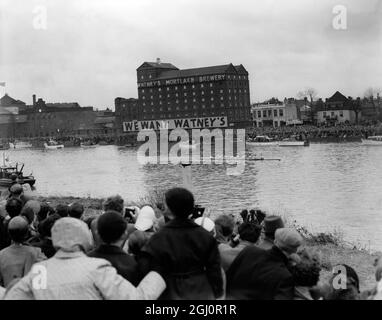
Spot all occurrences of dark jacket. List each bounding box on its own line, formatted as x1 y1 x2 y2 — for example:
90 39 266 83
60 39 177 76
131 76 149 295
87 244 140 286
226 245 294 300
139 218 223 300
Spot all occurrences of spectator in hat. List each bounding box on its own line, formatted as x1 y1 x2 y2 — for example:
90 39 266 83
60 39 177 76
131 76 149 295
4 217 166 300
219 222 262 272
69 202 84 220
8 184 33 206
88 211 140 286
194 216 216 236
55 204 69 218
134 206 156 234
0 216 46 287
258 215 284 250
226 228 303 300
214 214 235 244
139 187 223 300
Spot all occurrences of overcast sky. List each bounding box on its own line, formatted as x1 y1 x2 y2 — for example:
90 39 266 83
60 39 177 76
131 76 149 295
0 0 381 109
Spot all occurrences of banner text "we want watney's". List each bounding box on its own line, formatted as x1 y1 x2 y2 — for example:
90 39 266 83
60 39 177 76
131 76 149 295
123 116 228 132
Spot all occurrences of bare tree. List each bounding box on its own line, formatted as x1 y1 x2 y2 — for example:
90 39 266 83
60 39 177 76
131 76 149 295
297 88 318 123
297 87 318 104
364 87 382 99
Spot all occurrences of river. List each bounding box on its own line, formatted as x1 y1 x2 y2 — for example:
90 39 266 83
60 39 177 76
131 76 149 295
3 142 382 250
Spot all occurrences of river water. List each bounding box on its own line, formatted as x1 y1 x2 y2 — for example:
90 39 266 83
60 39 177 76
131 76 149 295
3 142 382 250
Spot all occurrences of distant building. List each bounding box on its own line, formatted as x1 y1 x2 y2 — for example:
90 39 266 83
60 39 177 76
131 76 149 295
316 91 360 125
0 94 28 138
132 59 252 129
251 97 301 127
114 97 138 134
360 95 381 122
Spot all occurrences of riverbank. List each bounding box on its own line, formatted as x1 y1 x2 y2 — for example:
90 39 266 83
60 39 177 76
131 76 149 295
36 194 381 291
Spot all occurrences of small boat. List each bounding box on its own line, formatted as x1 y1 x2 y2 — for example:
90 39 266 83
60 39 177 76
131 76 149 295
0 156 36 187
361 136 382 145
44 139 64 150
246 135 278 146
9 141 32 149
278 136 310 147
0 142 9 150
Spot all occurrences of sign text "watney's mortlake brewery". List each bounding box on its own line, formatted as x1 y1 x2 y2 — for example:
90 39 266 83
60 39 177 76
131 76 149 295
123 116 228 132
137 74 227 88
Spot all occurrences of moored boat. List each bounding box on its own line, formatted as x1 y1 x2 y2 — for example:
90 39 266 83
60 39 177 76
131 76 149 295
246 135 278 146
44 139 64 150
9 141 32 149
361 136 382 145
0 156 36 188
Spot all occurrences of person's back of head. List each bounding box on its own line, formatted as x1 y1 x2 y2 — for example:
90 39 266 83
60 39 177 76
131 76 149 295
55 204 69 218
97 210 127 245
165 187 194 219
238 222 262 243
69 202 84 219
103 195 124 214
37 202 54 222
290 248 321 287
326 264 360 300
20 206 35 225
214 215 235 241
8 216 29 244
5 198 23 218
274 228 303 256
9 184 23 198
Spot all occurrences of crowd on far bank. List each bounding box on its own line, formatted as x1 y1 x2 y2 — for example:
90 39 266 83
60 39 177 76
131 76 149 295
0 184 381 300
248 122 382 141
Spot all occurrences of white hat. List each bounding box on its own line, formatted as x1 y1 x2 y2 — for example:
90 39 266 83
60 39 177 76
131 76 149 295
135 206 156 232
194 217 215 233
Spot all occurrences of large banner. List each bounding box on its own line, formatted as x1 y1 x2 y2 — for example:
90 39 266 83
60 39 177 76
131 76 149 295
123 116 228 132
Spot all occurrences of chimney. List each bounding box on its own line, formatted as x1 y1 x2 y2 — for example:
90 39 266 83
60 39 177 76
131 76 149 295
32 94 36 106
156 58 161 64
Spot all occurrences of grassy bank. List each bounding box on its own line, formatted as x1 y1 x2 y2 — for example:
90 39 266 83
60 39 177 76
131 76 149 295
37 194 380 291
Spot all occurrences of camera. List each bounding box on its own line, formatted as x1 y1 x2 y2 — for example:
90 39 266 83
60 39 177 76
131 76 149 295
123 207 135 223
190 205 205 220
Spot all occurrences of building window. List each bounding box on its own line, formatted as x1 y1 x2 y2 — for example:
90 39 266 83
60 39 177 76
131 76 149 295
159 95 162 98
151 102 154 106
141 89 145 93
158 88 161 92
263 110 267 117
211 90 214 94
193 98 196 102
340 111 344 117
176 100 179 103
143 102 146 106
167 87 170 91
183 85 187 89
201 91 204 95
150 96 153 99
149 74 152 79
192 85 195 89
167 94 170 98
175 86 178 90
258 111 261 118
175 93 178 97
279 109 284 117
274 109 278 117
220 90 223 94
211 97 214 101
202 98 205 102
201 84 204 88
220 97 224 101
184 99 187 103
184 93 187 96
142 96 145 100
220 103 224 107
193 92 196 96
202 105 206 109
323 112 326 117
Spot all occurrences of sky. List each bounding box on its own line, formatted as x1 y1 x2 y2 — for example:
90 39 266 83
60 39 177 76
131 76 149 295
0 0 381 109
